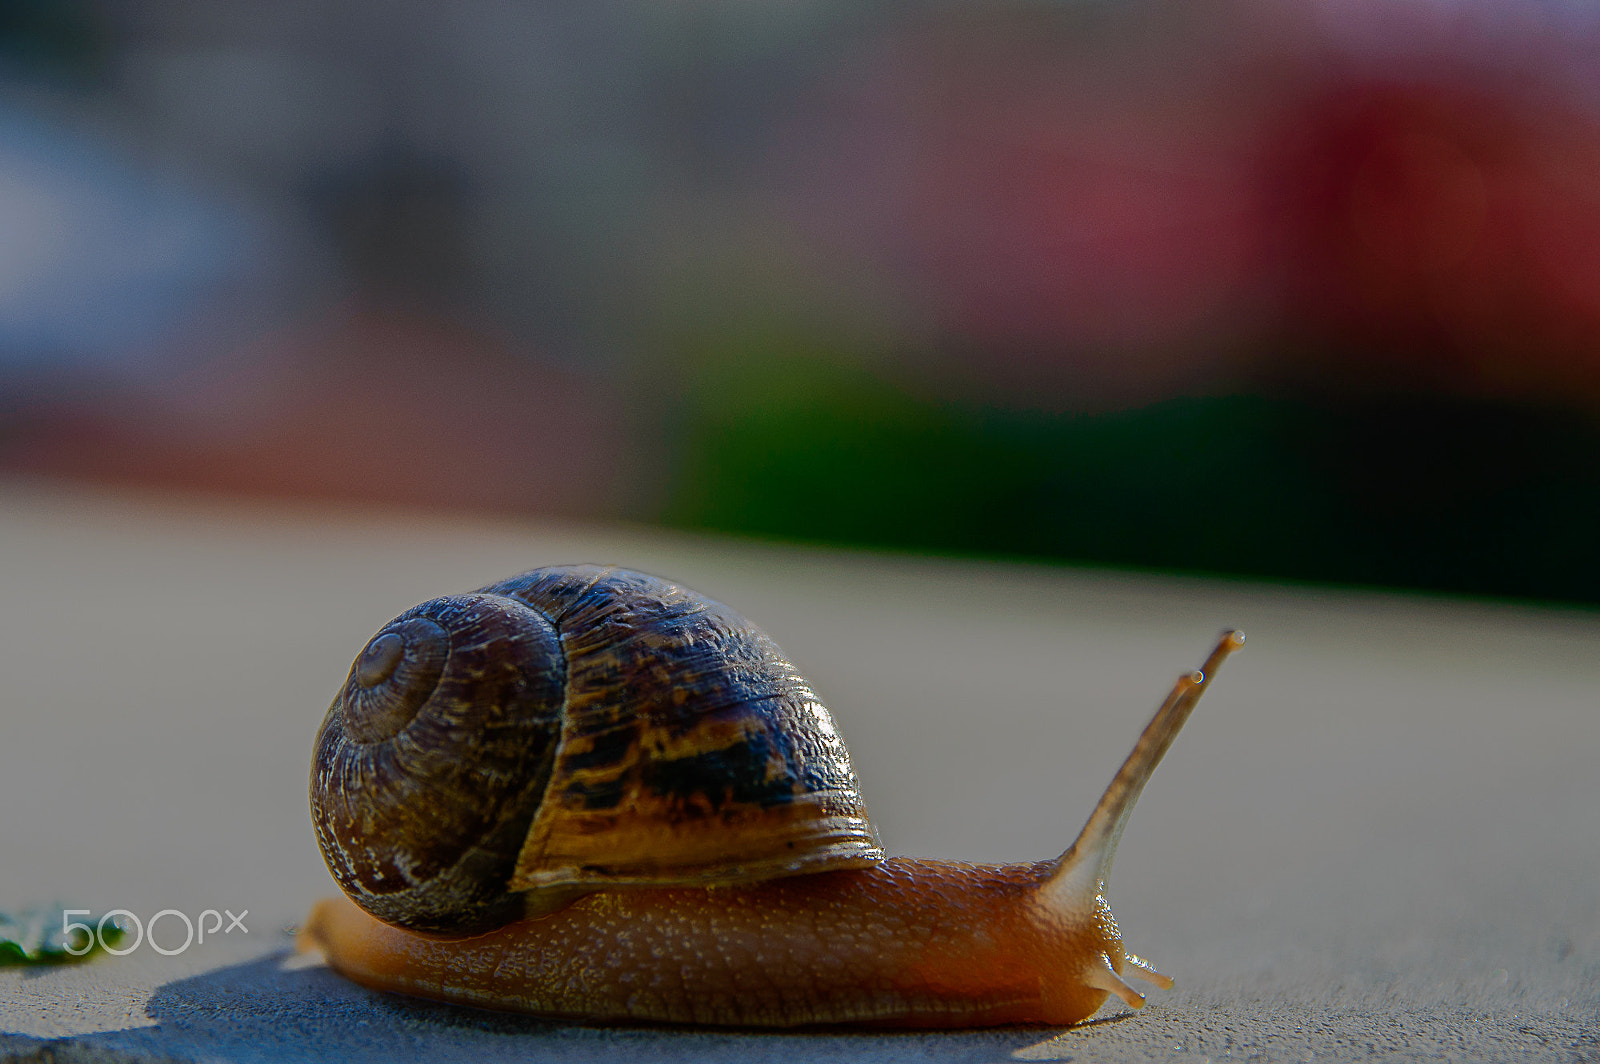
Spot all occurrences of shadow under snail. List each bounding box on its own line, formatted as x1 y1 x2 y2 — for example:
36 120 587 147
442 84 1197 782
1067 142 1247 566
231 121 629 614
300 564 1243 1028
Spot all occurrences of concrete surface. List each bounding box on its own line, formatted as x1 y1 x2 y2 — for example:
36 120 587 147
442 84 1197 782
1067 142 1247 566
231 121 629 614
1 480 1597 1062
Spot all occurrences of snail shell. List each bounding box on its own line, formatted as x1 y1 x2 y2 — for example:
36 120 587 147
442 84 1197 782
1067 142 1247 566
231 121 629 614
310 565 883 935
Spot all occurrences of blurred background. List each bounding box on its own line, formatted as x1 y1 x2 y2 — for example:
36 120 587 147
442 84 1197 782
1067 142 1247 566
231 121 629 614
5 0 1600 604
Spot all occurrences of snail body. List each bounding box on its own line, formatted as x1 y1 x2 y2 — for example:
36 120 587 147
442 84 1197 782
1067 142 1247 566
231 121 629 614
304 565 1243 1028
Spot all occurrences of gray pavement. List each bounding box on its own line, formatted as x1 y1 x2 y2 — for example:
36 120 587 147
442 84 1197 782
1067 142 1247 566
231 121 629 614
2 481 1597 1061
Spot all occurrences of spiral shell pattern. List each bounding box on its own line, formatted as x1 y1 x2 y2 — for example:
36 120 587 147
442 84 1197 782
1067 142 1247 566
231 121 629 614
311 594 566 934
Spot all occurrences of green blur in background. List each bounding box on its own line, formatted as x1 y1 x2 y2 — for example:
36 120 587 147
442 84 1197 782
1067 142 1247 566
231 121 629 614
666 345 1600 604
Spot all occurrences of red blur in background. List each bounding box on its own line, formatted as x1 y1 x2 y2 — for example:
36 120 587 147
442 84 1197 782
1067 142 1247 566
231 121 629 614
780 3 1600 406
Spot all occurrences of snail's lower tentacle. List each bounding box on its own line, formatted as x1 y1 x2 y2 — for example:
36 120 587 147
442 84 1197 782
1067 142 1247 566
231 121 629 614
1123 952 1175 989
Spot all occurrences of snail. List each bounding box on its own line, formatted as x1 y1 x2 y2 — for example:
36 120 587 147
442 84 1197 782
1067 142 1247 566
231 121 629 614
300 564 1243 1028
